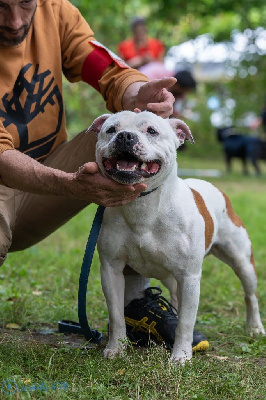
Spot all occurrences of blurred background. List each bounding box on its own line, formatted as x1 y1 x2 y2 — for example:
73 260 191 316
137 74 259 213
64 0 266 164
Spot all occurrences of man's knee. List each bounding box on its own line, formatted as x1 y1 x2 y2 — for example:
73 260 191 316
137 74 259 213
0 233 11 266
0 204 13 265
0 253 7 266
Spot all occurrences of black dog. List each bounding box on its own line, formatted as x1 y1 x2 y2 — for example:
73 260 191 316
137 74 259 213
217 127 266 175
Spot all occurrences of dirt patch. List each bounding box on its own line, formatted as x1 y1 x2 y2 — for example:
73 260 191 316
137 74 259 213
1 325 108 349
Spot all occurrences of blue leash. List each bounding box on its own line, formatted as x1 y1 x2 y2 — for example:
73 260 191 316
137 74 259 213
78 205 105 342
58 205 105 343
58 187 158 341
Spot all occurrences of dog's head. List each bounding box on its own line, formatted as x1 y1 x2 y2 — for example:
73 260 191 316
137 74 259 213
88 111 194 185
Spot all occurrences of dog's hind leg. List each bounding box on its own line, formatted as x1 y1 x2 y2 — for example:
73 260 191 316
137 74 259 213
247 138 261 175
241 157 248 175
211 237 265 336
210 191 265 335
161 275 178 309
225 154 232 173
248 153 261 175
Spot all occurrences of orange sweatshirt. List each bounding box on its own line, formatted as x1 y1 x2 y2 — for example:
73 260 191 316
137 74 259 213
0 0 148 161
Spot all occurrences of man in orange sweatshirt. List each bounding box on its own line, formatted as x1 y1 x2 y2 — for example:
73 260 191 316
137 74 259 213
0 0 208 351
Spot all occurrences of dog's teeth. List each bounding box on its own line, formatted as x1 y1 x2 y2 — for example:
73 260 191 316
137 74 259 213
141 162 147 170
117 163 136 171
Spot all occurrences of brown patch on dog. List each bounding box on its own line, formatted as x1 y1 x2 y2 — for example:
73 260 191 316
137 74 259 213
221 191 257 277
221 191 245 228
190 189 214 250
250 249 257 278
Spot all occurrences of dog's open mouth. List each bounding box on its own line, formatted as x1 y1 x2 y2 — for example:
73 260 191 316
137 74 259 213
103 152 161 183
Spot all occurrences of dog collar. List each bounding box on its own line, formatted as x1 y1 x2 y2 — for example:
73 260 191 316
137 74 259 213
139 186 159 197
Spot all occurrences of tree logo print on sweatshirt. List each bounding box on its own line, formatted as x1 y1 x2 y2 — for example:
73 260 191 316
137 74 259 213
0 63 63 161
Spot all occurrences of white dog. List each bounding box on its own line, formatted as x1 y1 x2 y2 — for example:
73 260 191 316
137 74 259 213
88 110 265 363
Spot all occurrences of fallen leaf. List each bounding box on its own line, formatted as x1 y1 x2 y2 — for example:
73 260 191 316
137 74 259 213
116 369 126 375
212 355 229 360
6 323 21 330
20 378 31 384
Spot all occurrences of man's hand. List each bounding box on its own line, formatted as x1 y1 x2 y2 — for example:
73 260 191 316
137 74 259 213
122 77 176 118
0 150 147 207
73 162 147 207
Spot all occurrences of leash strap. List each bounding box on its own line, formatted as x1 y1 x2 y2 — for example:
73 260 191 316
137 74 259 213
78 205 105 342
58 205 105 343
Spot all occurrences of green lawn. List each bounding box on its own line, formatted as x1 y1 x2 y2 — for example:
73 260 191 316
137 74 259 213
0 153 265 399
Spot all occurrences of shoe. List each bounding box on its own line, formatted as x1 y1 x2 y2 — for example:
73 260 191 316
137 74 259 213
124 286 209 352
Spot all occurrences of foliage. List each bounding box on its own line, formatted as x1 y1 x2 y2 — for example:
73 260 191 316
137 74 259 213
71 0 266 48
63 0 266 143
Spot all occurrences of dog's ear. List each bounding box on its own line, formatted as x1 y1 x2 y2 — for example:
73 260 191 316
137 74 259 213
87 114 111 134
169 119 194 145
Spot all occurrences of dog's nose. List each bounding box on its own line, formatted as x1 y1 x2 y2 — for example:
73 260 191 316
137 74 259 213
115 131 139 151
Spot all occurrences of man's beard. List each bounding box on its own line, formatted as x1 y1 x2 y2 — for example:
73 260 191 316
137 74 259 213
0 6 36 47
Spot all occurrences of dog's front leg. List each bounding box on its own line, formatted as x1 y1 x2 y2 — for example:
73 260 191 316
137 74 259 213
101 261 127 358
170 273 201 364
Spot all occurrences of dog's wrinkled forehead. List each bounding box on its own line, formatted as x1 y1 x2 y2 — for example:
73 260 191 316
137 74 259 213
102 111 165 134
90 110 194 148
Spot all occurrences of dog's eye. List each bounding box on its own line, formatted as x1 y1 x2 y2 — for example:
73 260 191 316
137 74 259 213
106 126 116 134
147 127 158 136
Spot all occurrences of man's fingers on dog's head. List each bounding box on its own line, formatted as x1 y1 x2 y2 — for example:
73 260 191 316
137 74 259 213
147 101 173 117
147 77 177 91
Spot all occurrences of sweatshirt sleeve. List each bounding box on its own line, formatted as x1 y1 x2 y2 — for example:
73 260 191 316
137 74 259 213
58 0 149 112
0 121 15 153
0 121 15 185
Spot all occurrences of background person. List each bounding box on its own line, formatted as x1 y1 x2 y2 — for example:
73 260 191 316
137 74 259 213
169 70 197 118
118 16 165 69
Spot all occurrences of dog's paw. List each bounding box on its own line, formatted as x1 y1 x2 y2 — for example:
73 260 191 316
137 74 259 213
170 349 192 364
103 346 125 359
246 325 265 337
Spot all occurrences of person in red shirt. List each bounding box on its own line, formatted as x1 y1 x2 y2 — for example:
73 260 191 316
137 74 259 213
118 17 165 69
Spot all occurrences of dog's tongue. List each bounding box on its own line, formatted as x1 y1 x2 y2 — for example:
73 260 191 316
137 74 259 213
146 161 159 174
117 160 138 171
140 161 159 174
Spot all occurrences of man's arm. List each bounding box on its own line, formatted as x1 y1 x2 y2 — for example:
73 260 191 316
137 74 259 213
0 76 175 206
0 150 146 207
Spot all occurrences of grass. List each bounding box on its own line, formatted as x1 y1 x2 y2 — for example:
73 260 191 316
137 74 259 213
0 152 265 399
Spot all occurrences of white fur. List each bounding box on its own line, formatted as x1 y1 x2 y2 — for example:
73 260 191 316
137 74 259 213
91 111 265 363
